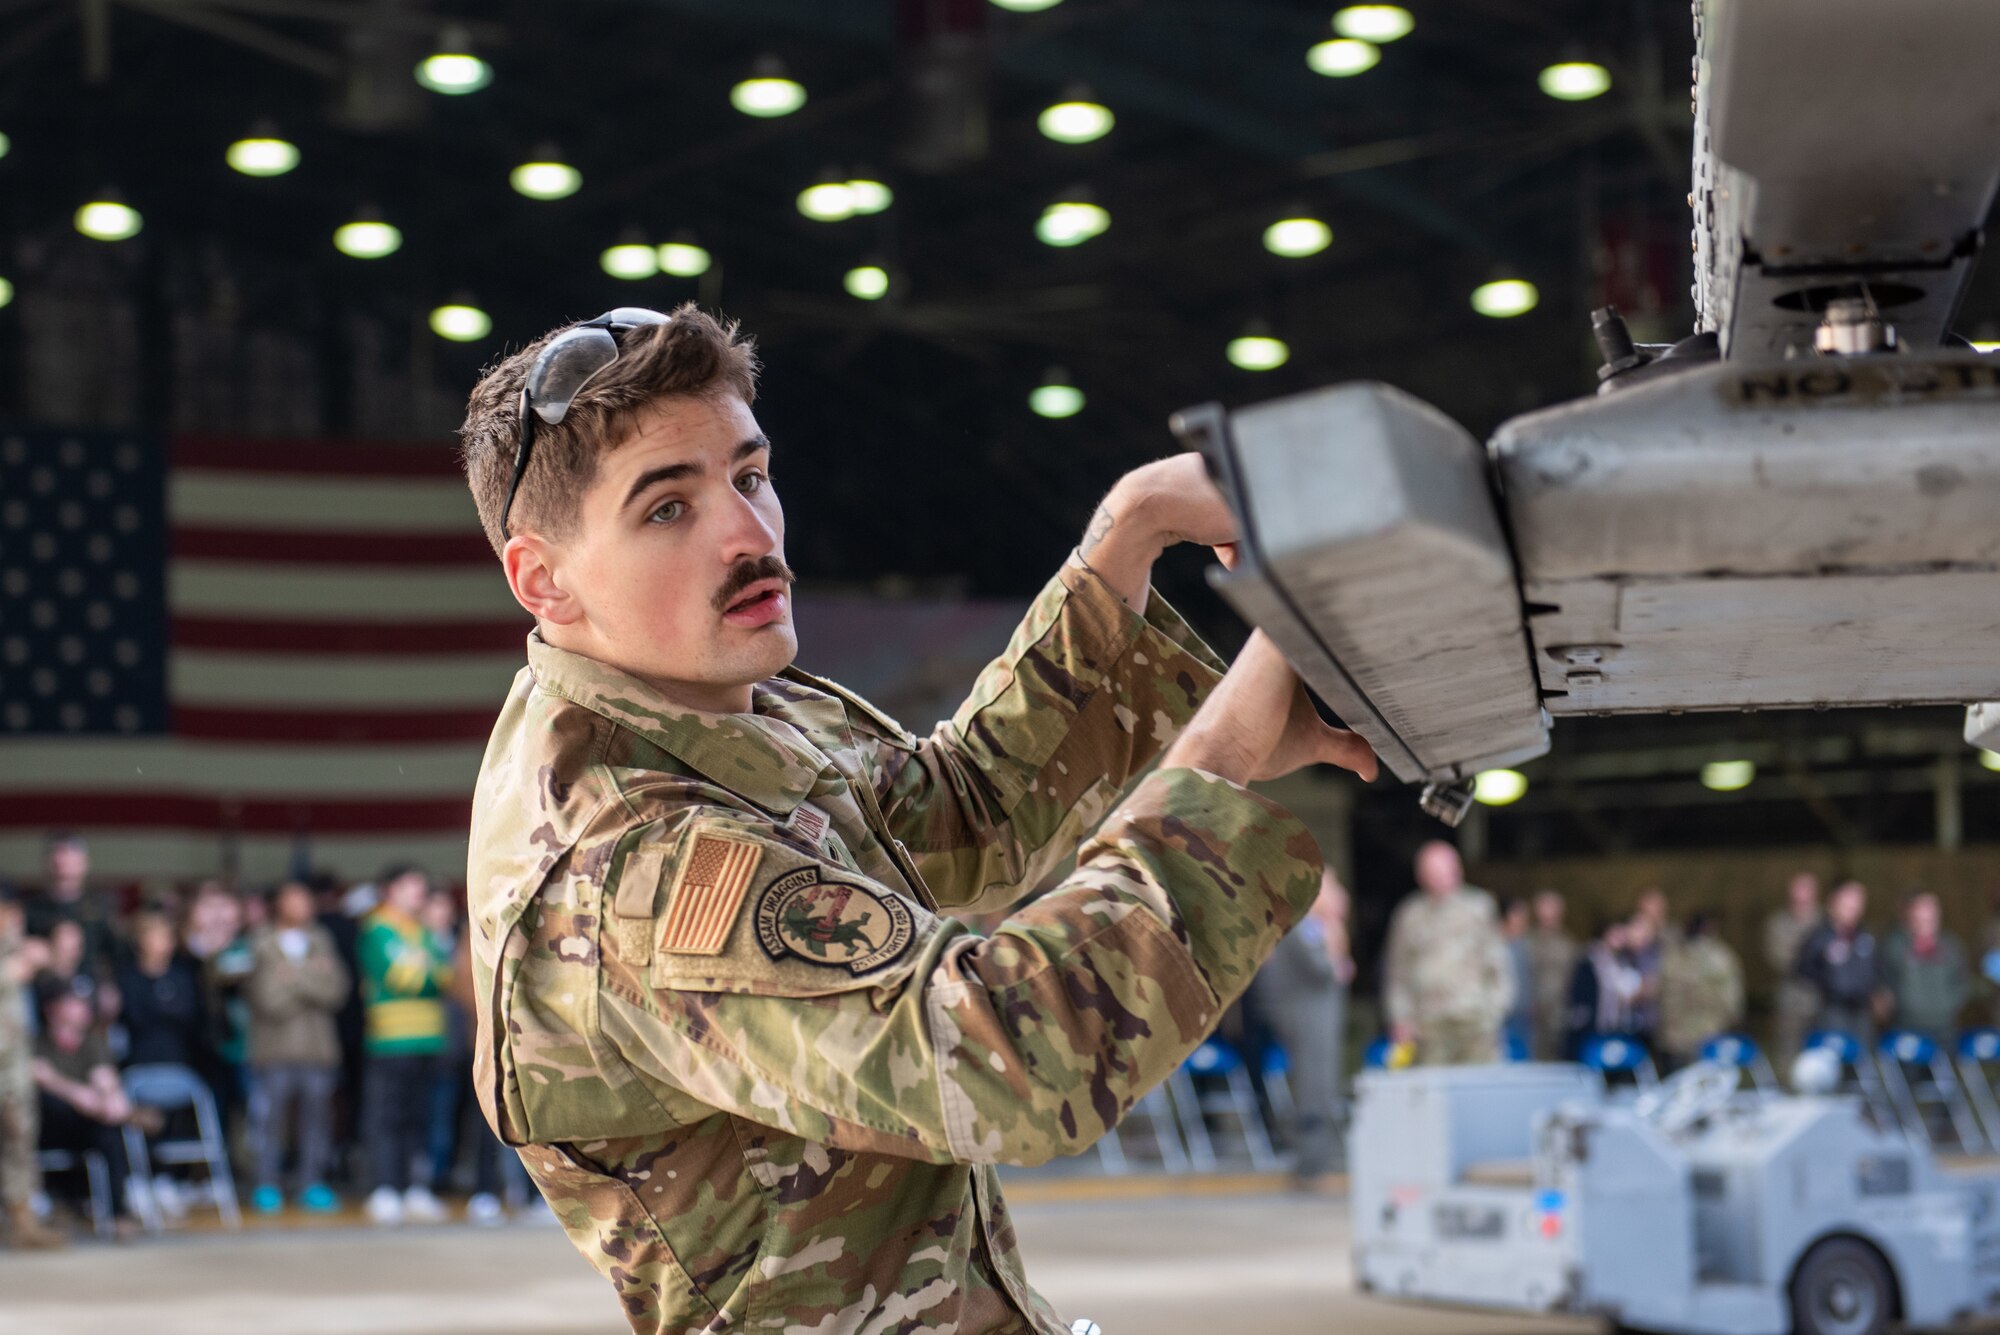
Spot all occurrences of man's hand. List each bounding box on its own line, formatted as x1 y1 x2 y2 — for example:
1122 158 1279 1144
1160 631 1378 786
1079 453 1238 610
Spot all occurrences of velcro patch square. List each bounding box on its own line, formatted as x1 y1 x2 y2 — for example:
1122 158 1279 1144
658 834 763 956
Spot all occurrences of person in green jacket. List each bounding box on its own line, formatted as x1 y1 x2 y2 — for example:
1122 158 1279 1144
357 866 452 1226
1883 890 1969 1046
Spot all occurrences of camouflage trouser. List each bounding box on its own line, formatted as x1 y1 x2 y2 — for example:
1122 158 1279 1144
1418 1017 1500 1066
1772 981 1821 1081
0 1058 36 1210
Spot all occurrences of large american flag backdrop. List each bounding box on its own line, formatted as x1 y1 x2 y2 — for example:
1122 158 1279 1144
0 429 526 884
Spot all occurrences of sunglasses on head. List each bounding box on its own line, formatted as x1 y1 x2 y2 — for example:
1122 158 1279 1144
499 307 673 538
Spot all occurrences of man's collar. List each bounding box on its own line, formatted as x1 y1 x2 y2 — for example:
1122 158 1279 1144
526 633 825 815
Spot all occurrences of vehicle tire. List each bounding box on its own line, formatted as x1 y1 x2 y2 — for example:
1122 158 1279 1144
1790 1238 1894 1335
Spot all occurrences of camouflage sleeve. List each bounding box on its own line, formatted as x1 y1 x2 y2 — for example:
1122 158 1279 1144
1382 901 1416 1028
593 766 1322 1166
871 554 1227 915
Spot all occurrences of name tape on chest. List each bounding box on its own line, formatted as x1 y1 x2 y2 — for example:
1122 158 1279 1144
658 834 765 956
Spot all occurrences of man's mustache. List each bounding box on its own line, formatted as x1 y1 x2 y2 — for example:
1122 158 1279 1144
713 556 796 612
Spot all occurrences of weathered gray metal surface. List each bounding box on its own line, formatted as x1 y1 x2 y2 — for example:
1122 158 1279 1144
1694 0 2000 356
1187 384 1548 785
1494 354 2000 715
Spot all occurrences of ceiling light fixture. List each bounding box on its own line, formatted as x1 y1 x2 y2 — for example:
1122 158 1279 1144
1264 216 1332 258
1539 61 1612 101
75 193 142 242
226 124 299 177
1038 88 1114 145
1227 322 1290 371
1474 769 1529 805
846 176 893 215
1700 760 1756 792
1980 749 2000 772
0 131 10 160
988 0 1063 10
844 265 890 300
0 276 12 309
429 302 492 342
1333 5 1413 42
510 149 582 200
1029 368 1084 418
731 55 807 118
1471 277 1539 318
416 27 492 95
1036 196 1110 247
658 237 712 277
333 210 401 259
1307 38 1380 77
798 172 857 222
601 231 660 279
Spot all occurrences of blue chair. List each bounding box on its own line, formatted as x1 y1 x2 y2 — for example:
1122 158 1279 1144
1699 1032 1779 1091
121 1063 241 1229
1801 1029 1897 1124
1876 1030 1986 1151
1363 1037 1396 1070
1259 1042 1296 1132
1095 1085 1188 1176
1579 1034 1657 1088
1502 1029 1532 1063
1169 1040 1278 1171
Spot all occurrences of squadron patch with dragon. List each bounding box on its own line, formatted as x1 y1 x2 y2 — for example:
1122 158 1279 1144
754 867 914 974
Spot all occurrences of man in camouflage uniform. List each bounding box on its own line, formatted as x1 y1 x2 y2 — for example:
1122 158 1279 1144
1657 911 1746 1068
1525 890 1579 1060
0 885 65 1249
456 305 1376 1333
1383 841 1514 1065
1764 871 1822 1079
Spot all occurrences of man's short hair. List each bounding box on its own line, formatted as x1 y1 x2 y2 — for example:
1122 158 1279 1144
459 302 761 557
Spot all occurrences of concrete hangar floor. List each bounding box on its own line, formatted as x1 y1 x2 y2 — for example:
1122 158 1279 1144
0 1180 1594 1335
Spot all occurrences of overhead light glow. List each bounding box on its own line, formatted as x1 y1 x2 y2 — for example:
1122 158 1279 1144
415 50 492 95
1472 278 1539 318
1474 769 1529 806
989 0 1063 10
1029 373 1084 419
847 178 893 215
601 244 660 280
1035 200 1110 247
1972 341 2000 353
844 265 890 300
798 181 856 222
1227 333 1290 371
226 136 299 177
1333 5 1413 42
429 304 491 342
658 242 712 277
1039 99 1114 145
511 160 582 200
1307 39 1380 77
1980 749 2000 772
0 131 9 160
75 199 142 242
333 219 401 259
1539 61 1612 101
1700 760 1756 792
731 75 806 118
1264 217 1332 258
0 276 12 309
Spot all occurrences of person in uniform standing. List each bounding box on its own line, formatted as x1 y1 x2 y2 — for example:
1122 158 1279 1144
1657 912 1746 1069
1526 890 1579 1060
1248 868 1354 1185
454 305 1377 1334
1765 871 1823 1078
0 885 64 1249
1383 841 1514 1065
1796 879 1881 1044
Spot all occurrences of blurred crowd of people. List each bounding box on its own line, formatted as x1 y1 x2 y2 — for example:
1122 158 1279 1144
0 833 539 1249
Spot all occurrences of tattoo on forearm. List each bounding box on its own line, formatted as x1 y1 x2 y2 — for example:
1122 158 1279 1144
1081 503 1114 556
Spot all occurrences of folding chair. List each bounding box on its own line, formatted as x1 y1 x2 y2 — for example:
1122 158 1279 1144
1955 1028 2000 1147
35 1148 115 1239
1260 1042 1296 1134
1168 1039 1278 1171
1801 1030 1897 1126
1502 1029 1532 1062
1699 1032 1779 1092
1579 1034 1658 1090
1875 1030 1987 1152
1094 1086 1188 1175
121 1063 241 1228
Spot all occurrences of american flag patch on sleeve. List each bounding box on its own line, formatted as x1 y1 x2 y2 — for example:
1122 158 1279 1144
658 834 765 956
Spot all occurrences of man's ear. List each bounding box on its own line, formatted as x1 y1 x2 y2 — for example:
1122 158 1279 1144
503 533 581 625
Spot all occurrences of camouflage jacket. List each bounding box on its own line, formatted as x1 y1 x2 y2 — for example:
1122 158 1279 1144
1382 886 1514 1030
1657 936 1746 1056
467 556 1325 1335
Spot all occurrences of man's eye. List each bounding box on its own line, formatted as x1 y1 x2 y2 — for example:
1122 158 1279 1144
736 470 766 495
648 499 685 524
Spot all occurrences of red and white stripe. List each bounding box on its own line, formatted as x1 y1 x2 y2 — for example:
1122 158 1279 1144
0 438 527 884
